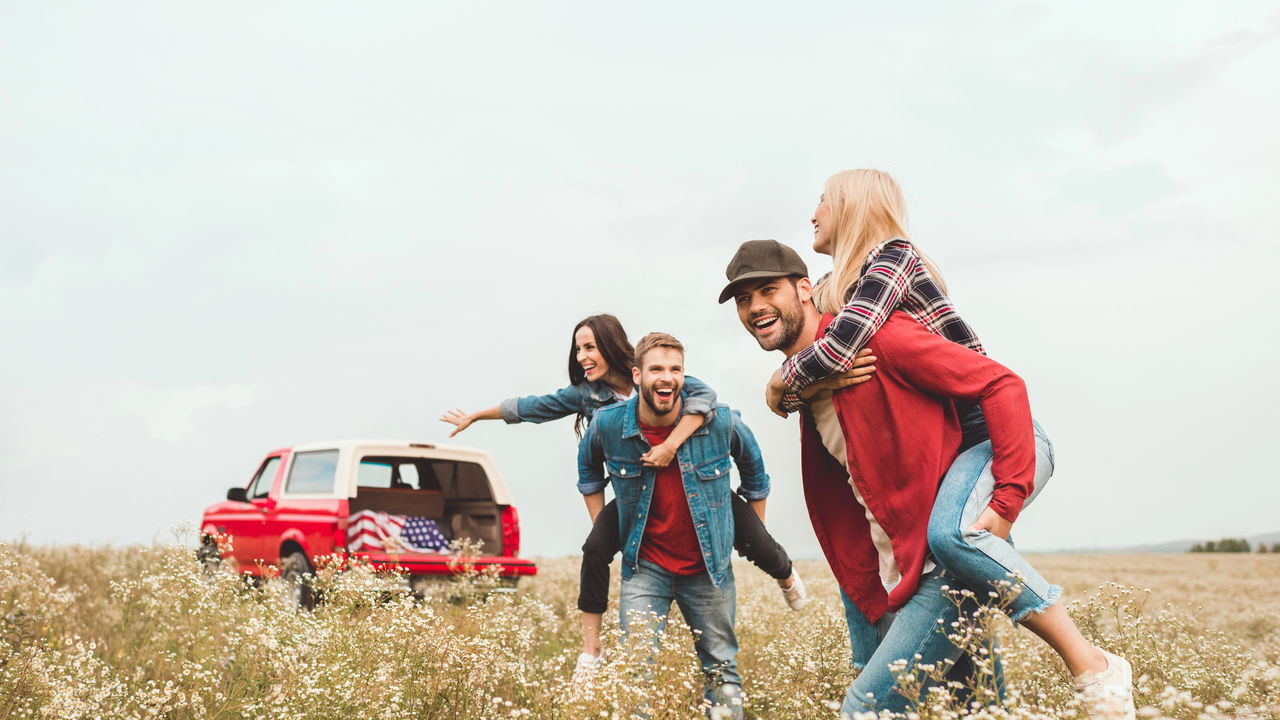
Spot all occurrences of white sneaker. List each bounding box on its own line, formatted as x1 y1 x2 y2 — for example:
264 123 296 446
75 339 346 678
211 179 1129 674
571 651 605 684
779 570 808 611
1075 650 1136 720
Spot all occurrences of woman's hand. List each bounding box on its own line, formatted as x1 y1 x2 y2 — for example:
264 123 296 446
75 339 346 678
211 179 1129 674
439 409 476 438
640 442 677 468
765 369 789 418
798 350 878 401
970 506 1013 540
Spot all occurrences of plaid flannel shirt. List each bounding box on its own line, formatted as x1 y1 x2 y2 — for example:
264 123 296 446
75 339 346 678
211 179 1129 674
780 238 986 411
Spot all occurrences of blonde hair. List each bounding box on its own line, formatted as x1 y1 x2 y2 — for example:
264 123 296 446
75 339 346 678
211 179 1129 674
813 169 947 313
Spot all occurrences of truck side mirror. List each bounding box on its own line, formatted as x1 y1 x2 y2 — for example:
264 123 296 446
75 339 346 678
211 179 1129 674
227 487 249 503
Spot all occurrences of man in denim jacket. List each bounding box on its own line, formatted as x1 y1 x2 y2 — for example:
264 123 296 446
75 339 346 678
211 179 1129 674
577 332 769 720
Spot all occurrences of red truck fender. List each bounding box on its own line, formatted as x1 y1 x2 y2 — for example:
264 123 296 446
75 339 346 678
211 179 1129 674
277 528 312 565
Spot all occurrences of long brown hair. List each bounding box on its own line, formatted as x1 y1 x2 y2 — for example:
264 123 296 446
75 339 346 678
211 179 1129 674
568 314 636 436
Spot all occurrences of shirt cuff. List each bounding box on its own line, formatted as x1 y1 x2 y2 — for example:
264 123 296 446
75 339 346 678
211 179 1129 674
498 398 523 424
988 491 1026 524
681 397 714 417
780 392 804 413
577 479 607 495
780 355 803 386
736 484 769 502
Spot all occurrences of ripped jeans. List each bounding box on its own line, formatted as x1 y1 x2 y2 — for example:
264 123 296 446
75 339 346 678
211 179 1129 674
926 420 1061 623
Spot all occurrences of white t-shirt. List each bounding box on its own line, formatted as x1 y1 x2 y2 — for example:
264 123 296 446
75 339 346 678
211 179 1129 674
809 390 933 592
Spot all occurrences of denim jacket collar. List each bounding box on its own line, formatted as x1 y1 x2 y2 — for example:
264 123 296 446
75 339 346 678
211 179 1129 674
584 380 619 408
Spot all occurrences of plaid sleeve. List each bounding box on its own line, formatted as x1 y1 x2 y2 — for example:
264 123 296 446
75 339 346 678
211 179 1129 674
779 240 918 408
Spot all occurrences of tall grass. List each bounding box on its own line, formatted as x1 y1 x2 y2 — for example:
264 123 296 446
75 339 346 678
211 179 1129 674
2 538 1278 719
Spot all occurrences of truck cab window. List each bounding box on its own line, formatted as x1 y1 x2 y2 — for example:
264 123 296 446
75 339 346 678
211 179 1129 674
286 450 339 494
358 461 393 489
359 459 421 488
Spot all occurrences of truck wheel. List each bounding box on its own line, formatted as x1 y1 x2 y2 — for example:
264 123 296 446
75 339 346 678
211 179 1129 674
280 551 316 610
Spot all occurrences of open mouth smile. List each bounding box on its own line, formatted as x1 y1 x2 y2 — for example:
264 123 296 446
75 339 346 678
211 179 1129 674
653 386 675 400
752 315 779 332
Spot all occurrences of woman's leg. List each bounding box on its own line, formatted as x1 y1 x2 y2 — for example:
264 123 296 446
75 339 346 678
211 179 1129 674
578 498 621 658
729 493 792 580
926 423 1107 676
840 569 996 716
729 493 808 609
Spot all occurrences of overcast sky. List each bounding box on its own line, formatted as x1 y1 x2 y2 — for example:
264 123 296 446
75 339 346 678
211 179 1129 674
3 2 1278 558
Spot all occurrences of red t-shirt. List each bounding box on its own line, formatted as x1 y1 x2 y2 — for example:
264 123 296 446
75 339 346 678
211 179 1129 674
638 423 706 576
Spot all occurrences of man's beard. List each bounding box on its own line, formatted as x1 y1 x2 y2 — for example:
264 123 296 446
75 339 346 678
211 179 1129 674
640 380 681 417
750 302 805 351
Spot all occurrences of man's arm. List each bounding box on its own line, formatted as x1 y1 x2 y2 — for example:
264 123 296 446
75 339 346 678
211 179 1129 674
877 314 1035 524
727 409 770 503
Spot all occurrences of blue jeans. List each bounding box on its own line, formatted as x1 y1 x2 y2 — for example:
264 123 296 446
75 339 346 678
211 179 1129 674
927 420 1060 623
839 589 893 670
620 559 743 720
840 568 1005 716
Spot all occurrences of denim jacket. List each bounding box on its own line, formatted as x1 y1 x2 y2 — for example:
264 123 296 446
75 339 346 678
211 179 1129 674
499 375 716 425
577 399 770 588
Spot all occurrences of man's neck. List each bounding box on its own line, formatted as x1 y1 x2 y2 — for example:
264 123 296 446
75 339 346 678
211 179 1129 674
636 398 681 428
780 305 823 358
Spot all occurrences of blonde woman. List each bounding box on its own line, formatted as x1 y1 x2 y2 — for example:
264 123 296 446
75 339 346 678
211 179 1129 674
768 169 1134 718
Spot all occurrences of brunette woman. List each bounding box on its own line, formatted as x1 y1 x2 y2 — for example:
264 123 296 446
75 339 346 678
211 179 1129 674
444 314 817 675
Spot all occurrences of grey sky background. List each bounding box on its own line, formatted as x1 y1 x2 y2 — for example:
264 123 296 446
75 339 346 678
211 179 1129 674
3 2 1278 557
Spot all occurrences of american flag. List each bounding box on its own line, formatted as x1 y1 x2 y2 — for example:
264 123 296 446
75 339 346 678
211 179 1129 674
347 510 450 553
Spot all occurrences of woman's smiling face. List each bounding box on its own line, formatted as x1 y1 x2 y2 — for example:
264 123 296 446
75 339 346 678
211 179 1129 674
812 194 834 255
575 326 610 382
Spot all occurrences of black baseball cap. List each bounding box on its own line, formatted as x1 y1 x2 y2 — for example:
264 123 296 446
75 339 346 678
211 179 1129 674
717 239 809 303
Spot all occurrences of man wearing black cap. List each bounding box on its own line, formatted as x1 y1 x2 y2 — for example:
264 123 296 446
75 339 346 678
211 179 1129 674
717 239 1037 715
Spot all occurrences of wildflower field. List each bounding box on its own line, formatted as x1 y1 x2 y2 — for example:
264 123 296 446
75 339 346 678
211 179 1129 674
2 540 1278 720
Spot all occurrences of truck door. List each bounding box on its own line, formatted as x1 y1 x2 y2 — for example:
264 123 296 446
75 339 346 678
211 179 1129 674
234 456 281 564
261 449 340 564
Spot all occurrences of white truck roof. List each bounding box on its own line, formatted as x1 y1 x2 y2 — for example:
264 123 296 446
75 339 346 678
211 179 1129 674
281 439 515 504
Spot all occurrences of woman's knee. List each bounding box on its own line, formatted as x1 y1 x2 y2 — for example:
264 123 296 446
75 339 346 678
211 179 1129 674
582 503 621 556
927 513 970 564
581 527 620 559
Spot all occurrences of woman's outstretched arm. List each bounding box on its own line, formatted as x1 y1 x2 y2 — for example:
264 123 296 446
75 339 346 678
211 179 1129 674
439 406 502 437
441 384 589 436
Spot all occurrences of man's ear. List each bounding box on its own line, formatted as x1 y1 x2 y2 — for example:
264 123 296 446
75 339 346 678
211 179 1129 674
631 365 641 386
797 277 814 303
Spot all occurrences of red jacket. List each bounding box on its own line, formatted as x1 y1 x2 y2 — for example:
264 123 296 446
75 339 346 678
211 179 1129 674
800 312 1035 623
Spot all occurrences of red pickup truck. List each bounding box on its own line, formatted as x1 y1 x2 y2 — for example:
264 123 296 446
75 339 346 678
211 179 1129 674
200 439 537 603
